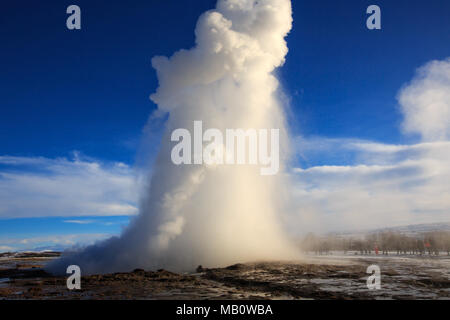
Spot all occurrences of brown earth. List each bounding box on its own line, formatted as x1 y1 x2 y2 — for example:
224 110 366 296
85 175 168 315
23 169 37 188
0 253 448 300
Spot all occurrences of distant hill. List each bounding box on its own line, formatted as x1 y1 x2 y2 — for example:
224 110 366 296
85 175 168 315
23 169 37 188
330 222 450 238
370 222 450 235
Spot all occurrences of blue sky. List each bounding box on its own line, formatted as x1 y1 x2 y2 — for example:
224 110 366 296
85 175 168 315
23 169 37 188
1 0 450 250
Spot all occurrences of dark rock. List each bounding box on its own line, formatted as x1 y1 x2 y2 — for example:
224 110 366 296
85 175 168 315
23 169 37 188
225 263 246 270
196 265 204 273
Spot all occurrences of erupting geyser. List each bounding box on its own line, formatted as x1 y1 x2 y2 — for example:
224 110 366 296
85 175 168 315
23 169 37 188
48 0 300 275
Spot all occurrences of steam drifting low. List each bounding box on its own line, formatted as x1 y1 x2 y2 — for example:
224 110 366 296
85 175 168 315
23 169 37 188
48 0 299 275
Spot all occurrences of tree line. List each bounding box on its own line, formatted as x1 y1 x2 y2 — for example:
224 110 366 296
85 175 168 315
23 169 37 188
300 231 450 256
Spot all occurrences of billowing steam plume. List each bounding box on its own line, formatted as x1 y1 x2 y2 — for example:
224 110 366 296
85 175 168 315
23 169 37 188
47 0 299 275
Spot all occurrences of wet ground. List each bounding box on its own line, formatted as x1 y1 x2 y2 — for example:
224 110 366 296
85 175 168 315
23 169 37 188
0 252 448 300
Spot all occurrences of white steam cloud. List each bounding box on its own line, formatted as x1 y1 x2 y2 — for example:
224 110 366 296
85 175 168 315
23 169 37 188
48 0 299 274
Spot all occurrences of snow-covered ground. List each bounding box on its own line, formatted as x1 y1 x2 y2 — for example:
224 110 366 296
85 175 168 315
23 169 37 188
296 253 450 299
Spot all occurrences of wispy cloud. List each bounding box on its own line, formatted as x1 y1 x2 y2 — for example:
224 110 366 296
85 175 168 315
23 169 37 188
290 142 450 233
0 234 112 252
0 153 139 218
63 219 96 224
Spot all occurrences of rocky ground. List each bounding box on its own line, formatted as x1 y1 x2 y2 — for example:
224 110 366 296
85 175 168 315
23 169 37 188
0 252 448 300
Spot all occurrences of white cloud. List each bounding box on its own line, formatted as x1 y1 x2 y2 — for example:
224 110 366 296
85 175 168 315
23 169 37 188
289 58 450 234
0 234 112 252
63 220 96 224
398 58 450 142
289 143 450 233
0 154 139 218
